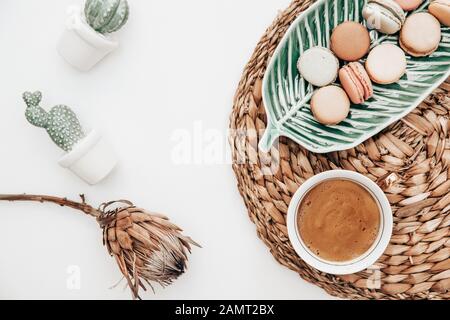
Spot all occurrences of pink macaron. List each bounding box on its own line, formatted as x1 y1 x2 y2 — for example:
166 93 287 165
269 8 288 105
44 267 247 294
339 62 374 104
394 0 424 11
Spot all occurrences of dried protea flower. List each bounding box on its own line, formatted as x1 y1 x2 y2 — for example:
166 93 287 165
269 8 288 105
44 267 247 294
98 200 199 298
0 194 199 299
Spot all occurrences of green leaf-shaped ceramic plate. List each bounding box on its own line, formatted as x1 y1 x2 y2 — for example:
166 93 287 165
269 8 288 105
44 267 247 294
260 0 450 153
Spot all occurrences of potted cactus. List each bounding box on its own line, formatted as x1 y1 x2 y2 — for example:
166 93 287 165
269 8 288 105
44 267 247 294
23 91 117 185
57 0 130 71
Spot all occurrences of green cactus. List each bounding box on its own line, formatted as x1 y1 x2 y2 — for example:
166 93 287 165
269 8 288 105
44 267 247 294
23 91 86 152
84 0 129 34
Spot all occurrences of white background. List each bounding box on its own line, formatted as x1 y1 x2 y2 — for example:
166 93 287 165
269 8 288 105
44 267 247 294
0 0 333 299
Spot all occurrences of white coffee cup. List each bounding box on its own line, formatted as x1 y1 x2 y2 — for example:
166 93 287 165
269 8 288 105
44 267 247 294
287 170 393 275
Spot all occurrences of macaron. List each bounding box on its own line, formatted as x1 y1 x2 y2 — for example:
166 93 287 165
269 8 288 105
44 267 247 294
400 12 442 57
366 44 406 84
362 0 406 34
394 0 423 11
297 47 339 87
429 0 450 27
330 22 371 61
339 62 374 104
311 85 350 125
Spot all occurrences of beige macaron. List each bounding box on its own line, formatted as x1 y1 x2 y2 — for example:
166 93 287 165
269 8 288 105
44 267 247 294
311 86 350 125
395 0 424 11
366 44 406 84
400 12 442 57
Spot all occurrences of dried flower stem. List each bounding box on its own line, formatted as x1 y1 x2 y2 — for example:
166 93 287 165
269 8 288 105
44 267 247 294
0 194 101 218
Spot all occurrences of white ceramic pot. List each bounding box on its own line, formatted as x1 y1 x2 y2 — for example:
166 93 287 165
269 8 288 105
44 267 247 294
57 6 119 71
287 170 393 275
59 130 117 185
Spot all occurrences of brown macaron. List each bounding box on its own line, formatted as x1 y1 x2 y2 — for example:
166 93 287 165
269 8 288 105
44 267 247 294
400 12 442 57
311 86 350 125
330 21 371 61
429 0 450 27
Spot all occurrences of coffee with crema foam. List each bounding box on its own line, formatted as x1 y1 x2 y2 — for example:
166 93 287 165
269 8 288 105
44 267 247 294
297 179 380 262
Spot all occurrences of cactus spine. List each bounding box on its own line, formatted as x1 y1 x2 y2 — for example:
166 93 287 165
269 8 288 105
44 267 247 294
23 91 86 152
84 0 129 34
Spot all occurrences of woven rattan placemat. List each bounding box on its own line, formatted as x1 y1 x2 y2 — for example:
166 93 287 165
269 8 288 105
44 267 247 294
229 0 450 300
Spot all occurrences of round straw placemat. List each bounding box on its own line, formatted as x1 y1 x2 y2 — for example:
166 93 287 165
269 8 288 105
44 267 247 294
230 0 450 300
